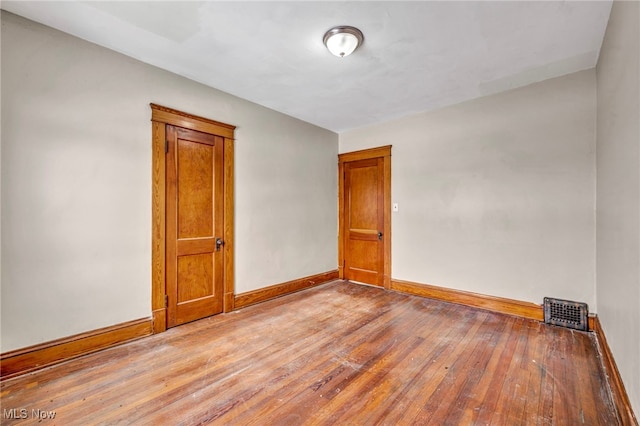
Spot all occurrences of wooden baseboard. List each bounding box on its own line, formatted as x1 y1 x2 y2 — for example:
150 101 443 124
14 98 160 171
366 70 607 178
234 270 339 309
1 318 152 380
593 317 639 425
588 314 596 333
391 279 544 321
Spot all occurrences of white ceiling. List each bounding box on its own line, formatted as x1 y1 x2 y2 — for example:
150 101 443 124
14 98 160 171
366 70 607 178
2 1 612 132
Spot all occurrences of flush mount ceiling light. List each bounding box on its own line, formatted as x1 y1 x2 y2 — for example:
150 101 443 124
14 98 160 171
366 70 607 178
323 26 364 58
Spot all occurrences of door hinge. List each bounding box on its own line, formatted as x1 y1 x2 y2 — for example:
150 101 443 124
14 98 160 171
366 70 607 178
165 139 169 154
165 294 168 308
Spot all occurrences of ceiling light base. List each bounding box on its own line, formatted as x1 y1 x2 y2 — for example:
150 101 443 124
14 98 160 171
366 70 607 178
323 26 364 58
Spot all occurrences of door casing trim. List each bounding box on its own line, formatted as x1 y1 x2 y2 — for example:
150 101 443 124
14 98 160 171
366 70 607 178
151 104 236 333
338 145 392 289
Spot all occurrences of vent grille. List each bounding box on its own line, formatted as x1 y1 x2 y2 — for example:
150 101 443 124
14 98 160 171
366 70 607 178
543 297 588 331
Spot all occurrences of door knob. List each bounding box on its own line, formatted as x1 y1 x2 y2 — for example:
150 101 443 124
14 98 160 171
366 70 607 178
216 238 225 251
378 232 383 240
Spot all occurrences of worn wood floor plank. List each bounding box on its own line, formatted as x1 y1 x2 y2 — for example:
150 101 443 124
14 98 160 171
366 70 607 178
0 281 619 425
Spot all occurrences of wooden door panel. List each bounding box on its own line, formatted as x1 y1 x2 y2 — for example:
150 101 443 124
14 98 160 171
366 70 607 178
344 158 384 286
175 297 222 326
167 125 224 327
348 162 379 230
346 239 379 284
177 254 214 302
176 239 216 256
177 140 214 239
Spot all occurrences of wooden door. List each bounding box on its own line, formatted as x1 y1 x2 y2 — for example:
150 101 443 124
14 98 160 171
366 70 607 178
166 125 224 326
339 146 391 288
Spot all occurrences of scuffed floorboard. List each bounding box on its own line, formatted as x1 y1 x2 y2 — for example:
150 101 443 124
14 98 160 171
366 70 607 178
0 281 619 425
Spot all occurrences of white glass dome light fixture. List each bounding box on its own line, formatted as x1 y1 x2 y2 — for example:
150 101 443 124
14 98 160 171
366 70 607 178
323 26 364 58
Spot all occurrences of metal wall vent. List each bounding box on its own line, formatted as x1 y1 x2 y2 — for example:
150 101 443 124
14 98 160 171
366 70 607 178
543 297 588 331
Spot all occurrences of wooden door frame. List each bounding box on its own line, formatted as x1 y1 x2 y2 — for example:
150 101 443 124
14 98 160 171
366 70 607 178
338 145 392 289
150 104 235 334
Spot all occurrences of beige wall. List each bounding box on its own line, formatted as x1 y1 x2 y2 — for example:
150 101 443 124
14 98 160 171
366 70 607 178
596 0 640 416
0 12 338 352
341 70 597 308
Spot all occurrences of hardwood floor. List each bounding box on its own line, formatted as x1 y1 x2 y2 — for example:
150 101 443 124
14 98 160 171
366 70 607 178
0 281 619 425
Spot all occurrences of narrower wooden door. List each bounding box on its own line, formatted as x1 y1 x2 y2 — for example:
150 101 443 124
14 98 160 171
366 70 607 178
166 125 224 327
343 157 385 286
